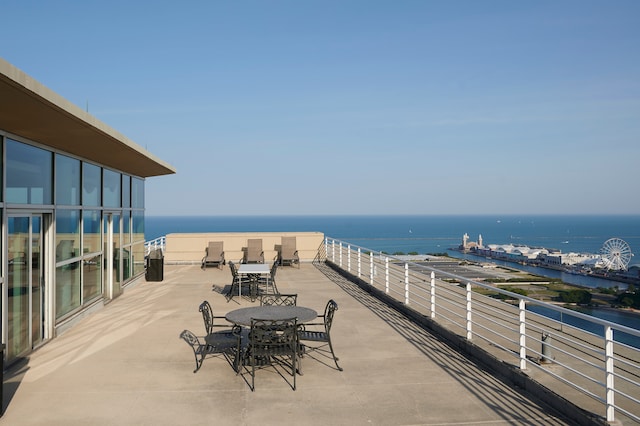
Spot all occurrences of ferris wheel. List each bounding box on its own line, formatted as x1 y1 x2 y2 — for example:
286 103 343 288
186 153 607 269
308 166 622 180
600 238 633 271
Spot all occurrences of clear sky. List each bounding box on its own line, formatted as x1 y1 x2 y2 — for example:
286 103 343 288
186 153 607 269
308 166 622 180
2 1 639 216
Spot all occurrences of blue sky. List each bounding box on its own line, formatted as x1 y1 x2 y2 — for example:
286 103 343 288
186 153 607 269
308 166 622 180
2 1 639 216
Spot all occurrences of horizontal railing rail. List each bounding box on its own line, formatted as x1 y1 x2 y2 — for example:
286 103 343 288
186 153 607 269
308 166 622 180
325 237 640 425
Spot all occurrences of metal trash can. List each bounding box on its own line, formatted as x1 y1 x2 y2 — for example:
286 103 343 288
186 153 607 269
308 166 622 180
146 249 164 281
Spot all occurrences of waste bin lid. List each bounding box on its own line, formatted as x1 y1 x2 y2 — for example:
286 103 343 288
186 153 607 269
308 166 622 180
148 249 164 259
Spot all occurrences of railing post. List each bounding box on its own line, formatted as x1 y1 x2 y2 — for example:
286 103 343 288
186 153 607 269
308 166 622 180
519 299 527 370
541 332 553 364
605 326 615 423
404 263 409 305
466 282 472 340
430 271 436 319
385 257 389 294
324 237 328 261
370 252 374 285
339 241 343 268
347 244 351 273
357 248 361 278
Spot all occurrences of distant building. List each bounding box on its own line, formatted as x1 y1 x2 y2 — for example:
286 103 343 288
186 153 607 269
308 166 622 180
460 233 483 250
0 58 176 365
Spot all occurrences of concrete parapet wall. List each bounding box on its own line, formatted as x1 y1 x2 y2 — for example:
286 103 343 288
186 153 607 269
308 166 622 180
164 232 325 264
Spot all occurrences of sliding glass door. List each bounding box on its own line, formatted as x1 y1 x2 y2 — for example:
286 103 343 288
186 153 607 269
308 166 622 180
7 214 45 360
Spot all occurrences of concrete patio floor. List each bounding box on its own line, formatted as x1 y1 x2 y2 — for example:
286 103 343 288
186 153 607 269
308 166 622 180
1 262 573 425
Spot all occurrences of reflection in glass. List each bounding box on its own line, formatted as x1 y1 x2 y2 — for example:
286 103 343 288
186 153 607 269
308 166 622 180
132 242 146 277
83 210 101 254
123 210 131 244
31 216 43 347
83 255 102 303
6 139 53 204
132 177 144 208
7 215 44 360
103 169 121 208
56 263 81 318
55 154 81 205
113 214 121 285
8 217 29 359
56 210 80 263
122 175 131 208
133 210 145 243
123 246 131 281
82 163 101 206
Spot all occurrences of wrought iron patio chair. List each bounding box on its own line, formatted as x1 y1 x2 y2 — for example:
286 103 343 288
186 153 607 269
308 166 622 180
201 241 225 270
279 236 299 268
227 261 244 299
255 262 279 296
241 317 300 391
243 238 264 264
259 294 298 306
180 328 241 373
298 299 342 371
199 300 231 335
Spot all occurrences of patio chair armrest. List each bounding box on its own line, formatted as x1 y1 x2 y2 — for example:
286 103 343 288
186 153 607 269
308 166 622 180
300 321 324 330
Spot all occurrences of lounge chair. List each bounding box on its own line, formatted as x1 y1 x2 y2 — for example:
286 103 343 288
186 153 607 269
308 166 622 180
202 241 225 270
279 236 299 268
243 238 264 264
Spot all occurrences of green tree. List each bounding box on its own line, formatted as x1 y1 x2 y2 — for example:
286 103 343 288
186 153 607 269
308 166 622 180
560 289 592 304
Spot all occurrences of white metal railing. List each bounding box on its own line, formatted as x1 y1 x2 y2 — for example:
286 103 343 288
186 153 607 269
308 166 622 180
325 237 640 425
144 236 165 256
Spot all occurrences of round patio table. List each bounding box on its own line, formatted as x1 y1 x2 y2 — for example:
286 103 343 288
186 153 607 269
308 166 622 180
225 306 317 326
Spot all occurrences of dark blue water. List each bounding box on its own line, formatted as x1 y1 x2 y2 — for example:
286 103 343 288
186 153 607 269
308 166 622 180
528 304 640 349
146 215 640 259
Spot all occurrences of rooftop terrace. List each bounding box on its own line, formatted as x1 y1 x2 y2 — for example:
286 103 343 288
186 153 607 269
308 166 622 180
2 261 574 425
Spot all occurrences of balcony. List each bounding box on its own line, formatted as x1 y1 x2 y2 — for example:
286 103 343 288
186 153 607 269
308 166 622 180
3 233 638 425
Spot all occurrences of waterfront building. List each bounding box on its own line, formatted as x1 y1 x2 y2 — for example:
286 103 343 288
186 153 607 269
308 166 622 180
0 58 175 365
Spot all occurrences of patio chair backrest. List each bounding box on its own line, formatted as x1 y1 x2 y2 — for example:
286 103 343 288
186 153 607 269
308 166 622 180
323 299 338 334
246 239 263 263
199 300 215 335
281 236 296 258
207 241 223 256
250 318 298 351
260 294 297 306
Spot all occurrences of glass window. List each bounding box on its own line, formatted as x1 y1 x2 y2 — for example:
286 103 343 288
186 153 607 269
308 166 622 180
132 241 145 278
132 211 145 243
56 210 80 263
55 154 81 205
103 169 121 208
122 246 131 281
0 137 3 201
82 163 101 207
83 210 101 254
123 210 131 244
132 177 144 208
6 139 53 204
122 175 131 208
56 264 81 318
83 255 102 303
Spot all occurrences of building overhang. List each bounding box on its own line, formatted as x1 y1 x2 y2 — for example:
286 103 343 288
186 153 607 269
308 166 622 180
0 58 176 178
